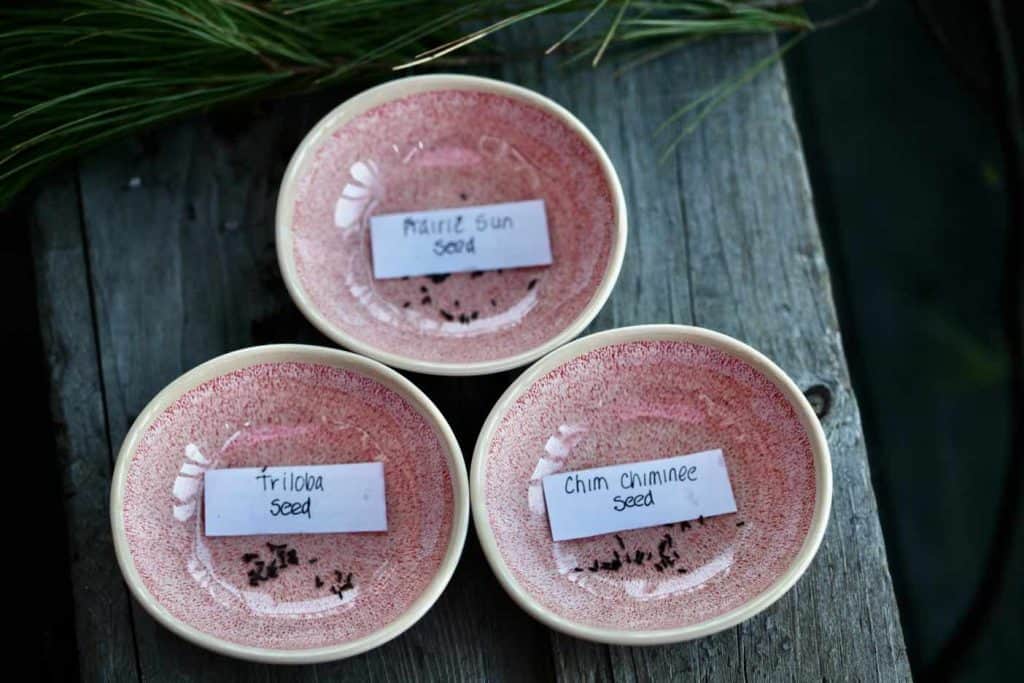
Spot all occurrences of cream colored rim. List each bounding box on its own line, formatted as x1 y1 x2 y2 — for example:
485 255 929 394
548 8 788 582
471 325 833 645
110 345 470 663
275 74 628 377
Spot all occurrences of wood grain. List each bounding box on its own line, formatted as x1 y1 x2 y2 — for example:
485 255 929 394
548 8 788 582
31 28 910 682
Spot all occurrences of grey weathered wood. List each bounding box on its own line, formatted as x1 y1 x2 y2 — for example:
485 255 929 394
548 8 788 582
31 23 910 683
30 173 141 683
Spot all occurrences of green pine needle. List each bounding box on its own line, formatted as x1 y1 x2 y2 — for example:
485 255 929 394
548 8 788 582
0 0 811 208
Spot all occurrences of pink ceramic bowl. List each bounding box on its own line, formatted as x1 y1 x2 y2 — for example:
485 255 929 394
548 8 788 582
110 345 469 663
276 74 627 376
471 325 831 644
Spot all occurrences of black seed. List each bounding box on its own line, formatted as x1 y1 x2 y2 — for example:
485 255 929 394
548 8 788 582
286 549 299 565
615 534 625 549
573 567 583 572
698 515 705 525
736 521 745 527
249 578 260 587
458 313 469 324
680 521 691 531
470 271 484 278
315 576 324 588
266 564 278 578
242 553 258 563
453 300 460 308
490 299 497 307
428 273 450 284
527 278 538 290
460 193 468 200
440 310 454 321
334 570 344 583
655 564 664 572
402 301 411 308
308 558 318 564
420 286 428 293
678 568 687 573
673 550 680 559
421 296 432 305
471 311 479 320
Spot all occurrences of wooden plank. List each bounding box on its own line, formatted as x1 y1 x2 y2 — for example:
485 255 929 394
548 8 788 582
493 28 911 683
69 92 551 681
30 172 140 682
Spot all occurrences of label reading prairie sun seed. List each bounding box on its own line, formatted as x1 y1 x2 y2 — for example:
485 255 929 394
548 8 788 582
369 199 553 279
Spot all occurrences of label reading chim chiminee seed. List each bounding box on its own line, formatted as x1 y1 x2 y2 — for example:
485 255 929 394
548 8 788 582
541 449 737 542
204 463 387 536
369 199 553 279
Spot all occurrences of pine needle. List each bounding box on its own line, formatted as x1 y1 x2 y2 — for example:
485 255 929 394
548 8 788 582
0 0 813 208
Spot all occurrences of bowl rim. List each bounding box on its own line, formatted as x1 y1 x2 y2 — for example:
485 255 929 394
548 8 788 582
109 344 470 664
470 324 833 645
275 73 628 377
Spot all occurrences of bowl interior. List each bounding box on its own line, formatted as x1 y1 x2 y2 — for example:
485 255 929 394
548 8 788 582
477 336 822 637
279 78 621 372
117 356 459 656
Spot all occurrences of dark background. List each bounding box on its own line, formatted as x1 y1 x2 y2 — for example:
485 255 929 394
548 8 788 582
9 0 1022 680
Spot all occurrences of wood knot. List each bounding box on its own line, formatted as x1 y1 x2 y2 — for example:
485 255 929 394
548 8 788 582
803 384 832 419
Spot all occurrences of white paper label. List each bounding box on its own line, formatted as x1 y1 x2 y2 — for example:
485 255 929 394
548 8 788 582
203 463 387 536
541 449 737 542
369 199 553 279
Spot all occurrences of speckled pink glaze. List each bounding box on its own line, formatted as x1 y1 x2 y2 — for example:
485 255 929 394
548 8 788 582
121 362 454 651
287 89 616 364
483 341 816 631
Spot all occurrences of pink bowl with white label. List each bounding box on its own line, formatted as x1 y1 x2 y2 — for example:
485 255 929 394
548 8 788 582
110 345 469 663
276 74 627 376
471 325 832 644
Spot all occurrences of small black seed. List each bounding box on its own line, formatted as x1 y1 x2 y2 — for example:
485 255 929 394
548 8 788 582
453 300 460 308
736 521 745 527
678 568 688 573
470 271 484 278
460 193 468 200
698 515 705 525
615 534 625 549
428 273 450 284
402 301 411 308
422 296 432 305
420 286 428 293
573 567 583 572
527 278 538 290
440 310 454 321
308 558 318 564
491 298 497 307
242 553 258 563
315 576 324 588
471 311 479 320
